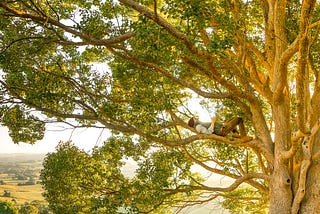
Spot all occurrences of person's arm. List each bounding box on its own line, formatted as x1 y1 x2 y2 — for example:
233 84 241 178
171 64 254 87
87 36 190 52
211 117 217 129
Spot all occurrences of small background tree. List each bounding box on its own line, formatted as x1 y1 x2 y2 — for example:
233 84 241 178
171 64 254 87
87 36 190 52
18 204 38 214
0 201 18 214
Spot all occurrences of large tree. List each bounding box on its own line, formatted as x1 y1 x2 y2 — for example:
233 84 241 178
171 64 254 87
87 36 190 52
1 0 320 213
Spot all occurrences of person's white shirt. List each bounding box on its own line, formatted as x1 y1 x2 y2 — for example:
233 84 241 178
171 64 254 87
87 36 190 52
195 123 213 134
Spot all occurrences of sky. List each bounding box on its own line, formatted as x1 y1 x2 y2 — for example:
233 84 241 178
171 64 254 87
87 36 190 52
0 98 211 154
0 125 109 154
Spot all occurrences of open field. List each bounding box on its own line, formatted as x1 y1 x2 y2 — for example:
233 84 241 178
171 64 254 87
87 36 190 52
0 154 46 206
0 182 44 204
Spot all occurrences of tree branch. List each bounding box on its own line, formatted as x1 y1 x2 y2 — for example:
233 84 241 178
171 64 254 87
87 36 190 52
118 0 201 56
108 46 226 99
183 145 269 193
282 130 308 160
164 173 268 194
295 0 317 135
291 137 311 214
0 2 135 46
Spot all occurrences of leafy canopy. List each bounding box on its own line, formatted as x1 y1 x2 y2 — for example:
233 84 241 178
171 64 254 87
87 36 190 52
1 0 320 213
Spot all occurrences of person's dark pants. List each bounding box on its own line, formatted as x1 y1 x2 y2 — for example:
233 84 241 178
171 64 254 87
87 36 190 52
220 117 246 137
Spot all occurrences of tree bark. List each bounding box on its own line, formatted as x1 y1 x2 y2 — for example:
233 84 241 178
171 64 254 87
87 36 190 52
300 87 320 213
269 96 292 214
268 0 292 211
300 131 320 213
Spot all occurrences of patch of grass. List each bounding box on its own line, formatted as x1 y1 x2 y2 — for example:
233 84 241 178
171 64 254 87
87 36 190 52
0 182 44 204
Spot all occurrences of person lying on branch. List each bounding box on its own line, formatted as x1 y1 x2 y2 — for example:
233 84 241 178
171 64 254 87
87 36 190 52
188 116 247 138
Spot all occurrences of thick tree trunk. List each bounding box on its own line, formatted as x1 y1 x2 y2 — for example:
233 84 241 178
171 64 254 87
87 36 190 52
269 99 292 214
269 6 292 211
269 165 292 214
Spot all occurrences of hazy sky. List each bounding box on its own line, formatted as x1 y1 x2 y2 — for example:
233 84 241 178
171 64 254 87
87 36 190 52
0 125 109 154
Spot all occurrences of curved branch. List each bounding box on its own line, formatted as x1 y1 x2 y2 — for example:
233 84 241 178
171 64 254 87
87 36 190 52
291 137 311 214
0 2 134 46
293 0 316 134
0 36 45 53
108 46 224 99
245 42 271 71
118 0 200 56
222 194 269 201
165 173 268 193
183 146 236 177
138 130 253 147
118 0 262 108
241 50 273 101
183 145 269 193
182 56 254 100
282 130 308 160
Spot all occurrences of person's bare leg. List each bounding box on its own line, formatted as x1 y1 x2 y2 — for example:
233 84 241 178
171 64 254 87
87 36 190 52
220 117 247 137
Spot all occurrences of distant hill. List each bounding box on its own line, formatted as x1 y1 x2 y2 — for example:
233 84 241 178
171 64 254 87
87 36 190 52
0 154 45 163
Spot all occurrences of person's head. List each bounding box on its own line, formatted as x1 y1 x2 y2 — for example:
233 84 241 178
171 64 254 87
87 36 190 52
188 117 198 127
